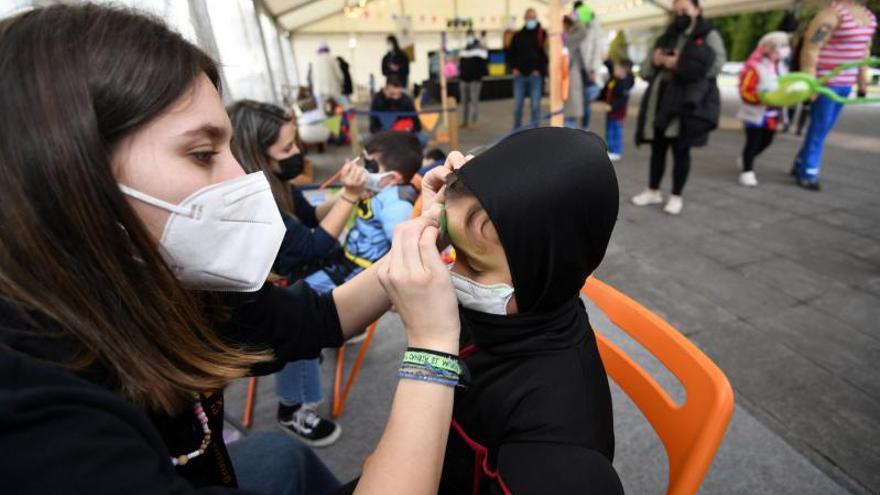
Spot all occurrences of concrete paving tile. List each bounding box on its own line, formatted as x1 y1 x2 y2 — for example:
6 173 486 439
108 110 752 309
738 256 847 302
812 286 880 340
730 217 867 257
748 305 880 400
782 246 880 297
816 209 880 240
631 247 799 319
696 234 777 268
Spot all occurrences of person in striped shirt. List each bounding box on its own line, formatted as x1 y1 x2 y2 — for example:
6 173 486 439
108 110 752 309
792 0 876 190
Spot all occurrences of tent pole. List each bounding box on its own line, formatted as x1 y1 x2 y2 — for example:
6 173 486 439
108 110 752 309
548 0 563 127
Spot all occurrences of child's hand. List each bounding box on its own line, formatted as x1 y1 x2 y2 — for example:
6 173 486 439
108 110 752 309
377 217 460 354
421 151 472 215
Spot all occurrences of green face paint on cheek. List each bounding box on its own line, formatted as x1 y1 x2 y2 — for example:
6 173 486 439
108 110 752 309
439 204 448 237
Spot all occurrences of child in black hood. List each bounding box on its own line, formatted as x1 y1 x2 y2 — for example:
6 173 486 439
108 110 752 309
437 127 624 494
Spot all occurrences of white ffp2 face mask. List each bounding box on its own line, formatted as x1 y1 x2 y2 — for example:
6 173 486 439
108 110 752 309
366 171 394 192
119 172 285 292
449 271 515 315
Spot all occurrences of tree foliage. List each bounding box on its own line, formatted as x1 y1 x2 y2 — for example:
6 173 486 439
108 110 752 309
711 1 878 62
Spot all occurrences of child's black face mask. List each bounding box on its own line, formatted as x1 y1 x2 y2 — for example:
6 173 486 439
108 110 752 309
455 128 619 313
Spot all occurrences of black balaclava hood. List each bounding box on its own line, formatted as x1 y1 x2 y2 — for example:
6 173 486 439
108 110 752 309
456 127 619 314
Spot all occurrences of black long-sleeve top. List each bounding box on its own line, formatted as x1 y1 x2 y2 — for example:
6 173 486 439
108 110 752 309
506 25 548 76
381 50 410 86
0 281 343 493
275 186 339 281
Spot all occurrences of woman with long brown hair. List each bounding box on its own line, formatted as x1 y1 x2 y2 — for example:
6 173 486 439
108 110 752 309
228 100 366 447
0 4 459 494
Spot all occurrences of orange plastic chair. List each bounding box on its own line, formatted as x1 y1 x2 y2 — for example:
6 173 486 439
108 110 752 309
581 277 734 495
330 195 424 418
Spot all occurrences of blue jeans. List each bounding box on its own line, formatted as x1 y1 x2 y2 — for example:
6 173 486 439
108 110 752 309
606 118 623 155
276 267 362 406
794 85 850 181
276 359 323 405
228 432 340 495
513 74 543 129
582 79 601 129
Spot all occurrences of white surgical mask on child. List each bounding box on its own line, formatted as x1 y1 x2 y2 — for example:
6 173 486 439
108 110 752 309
449 271 515 315
366 171 394 192
119 172 285 292
776 46 791 60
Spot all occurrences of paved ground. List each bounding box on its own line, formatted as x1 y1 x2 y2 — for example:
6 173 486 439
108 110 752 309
226 82 879 494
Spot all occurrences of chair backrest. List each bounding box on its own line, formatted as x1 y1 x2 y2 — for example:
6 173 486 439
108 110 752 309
581 277 734 495
412 195 423 217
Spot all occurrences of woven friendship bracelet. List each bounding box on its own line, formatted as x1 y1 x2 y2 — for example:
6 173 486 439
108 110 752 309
399 364 459 381
398 369 459 388
402 350 462 375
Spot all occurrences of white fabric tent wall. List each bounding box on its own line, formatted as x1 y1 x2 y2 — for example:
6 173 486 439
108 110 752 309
293 30 508 97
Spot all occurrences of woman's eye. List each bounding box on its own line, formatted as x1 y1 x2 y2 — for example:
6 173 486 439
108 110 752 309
190 150 219 165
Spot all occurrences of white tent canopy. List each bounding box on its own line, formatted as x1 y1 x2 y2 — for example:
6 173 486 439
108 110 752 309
265 0 795 33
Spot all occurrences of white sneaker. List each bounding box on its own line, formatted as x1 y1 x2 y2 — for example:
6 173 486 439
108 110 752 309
631 189 663 206
664 195 683 215
607 152 622 161
739 171 758 187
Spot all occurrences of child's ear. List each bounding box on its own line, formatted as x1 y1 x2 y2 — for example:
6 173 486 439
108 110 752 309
386 170 404 185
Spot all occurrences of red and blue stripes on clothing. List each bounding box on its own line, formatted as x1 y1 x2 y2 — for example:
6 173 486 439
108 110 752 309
817 1 876 86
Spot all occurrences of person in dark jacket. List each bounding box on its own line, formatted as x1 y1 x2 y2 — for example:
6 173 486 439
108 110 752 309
228 101 368 448
506 8 548 128
0 5 463 494
337 55 354 100
434 127 622 494
632 0 726 215
381 34 410 87
458 29 489 128
369 74 422 134
600 59 635 161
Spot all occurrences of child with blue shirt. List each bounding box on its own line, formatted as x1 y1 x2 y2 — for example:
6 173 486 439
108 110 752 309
304 131 421 292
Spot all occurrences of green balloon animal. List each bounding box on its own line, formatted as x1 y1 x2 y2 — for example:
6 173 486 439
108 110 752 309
760 57 880 107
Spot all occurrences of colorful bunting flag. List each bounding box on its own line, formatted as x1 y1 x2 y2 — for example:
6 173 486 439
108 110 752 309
419 113 440 132
377 113 398 131
322 115 342 136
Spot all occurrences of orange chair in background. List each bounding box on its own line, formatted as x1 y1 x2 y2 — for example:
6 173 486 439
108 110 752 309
330 195 424 418
581 277 734 495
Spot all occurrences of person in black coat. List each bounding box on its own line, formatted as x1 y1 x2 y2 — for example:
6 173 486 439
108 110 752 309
632 0 726 215
337 56 354 99
506 8 548 128
381 35 410 87
437 128 623 494
0 5 463 494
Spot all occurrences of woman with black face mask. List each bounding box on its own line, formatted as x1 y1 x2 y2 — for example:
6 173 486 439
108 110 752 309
633 0 726 215
228 100 366 284
228 100 367 446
